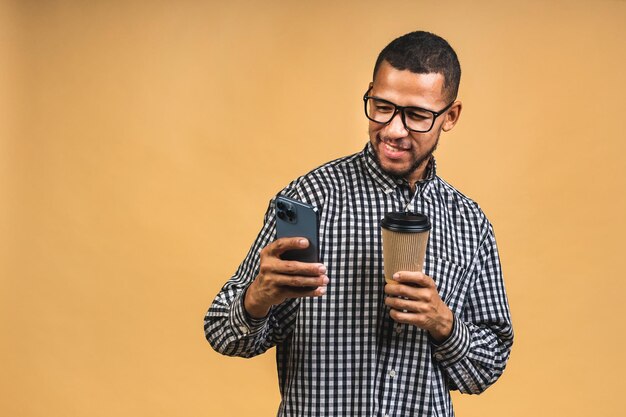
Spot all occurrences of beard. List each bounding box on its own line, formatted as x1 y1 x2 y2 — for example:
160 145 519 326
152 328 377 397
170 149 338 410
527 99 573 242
371 134 439 181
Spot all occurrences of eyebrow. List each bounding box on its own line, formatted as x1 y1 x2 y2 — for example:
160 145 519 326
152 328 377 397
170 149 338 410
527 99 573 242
370 95 439 113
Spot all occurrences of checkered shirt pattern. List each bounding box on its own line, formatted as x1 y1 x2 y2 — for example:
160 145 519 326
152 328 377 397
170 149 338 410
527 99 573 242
205 143 513 417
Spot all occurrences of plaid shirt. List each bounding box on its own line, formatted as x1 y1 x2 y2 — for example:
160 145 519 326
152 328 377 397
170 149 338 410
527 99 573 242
205 143 513 417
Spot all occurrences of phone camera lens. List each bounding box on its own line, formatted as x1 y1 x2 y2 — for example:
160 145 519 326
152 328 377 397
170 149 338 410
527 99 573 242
277 211 286 221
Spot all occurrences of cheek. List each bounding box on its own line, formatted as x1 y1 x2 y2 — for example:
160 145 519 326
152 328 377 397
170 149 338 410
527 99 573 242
413 130 435 144
368 123 381 139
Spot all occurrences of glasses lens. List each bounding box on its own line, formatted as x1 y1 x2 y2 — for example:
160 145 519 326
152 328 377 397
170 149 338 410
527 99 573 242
403 108 434 132
365 98 395 124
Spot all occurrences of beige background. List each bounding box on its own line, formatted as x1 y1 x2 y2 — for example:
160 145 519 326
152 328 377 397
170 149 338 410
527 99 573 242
1 0 625 416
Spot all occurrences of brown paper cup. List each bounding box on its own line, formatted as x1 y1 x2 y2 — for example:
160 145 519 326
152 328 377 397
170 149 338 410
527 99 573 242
381 212 431 285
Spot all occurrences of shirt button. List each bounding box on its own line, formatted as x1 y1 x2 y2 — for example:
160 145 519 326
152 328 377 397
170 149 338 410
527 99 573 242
388 369 396 378
434 352 444 361
395 325 403 334
238 325 249 335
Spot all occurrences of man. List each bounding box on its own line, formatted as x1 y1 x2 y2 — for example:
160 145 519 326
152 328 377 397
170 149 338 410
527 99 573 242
205 31 513 417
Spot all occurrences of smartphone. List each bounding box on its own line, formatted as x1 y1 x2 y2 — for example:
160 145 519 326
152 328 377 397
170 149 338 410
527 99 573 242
275 195 320 263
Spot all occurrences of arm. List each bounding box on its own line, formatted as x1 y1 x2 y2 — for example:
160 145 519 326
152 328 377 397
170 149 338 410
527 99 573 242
204 199 328 358
432 228 513 393
385 225 513 394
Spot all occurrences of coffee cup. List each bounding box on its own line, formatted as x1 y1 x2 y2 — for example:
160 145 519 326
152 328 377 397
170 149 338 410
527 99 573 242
381 212 431 285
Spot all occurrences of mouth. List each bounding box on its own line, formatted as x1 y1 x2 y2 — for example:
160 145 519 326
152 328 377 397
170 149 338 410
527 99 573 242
379 138 410 159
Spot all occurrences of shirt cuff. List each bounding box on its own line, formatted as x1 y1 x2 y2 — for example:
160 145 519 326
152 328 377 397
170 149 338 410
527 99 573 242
431 315 471 367
229 289 268 338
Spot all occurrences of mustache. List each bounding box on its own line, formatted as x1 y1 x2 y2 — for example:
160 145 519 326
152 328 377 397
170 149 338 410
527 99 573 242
377 135 411 150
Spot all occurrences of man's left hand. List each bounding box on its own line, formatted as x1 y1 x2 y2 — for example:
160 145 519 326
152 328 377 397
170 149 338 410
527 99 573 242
384 271 454 343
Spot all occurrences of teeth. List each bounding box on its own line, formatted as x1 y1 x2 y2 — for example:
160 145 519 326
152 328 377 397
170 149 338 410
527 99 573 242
385 143 401 152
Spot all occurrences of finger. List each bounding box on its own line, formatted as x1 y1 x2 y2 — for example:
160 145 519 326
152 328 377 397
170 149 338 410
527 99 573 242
384 295 420 312
266 237 309 257
389 309 423 326
260 241 326 277
277 274 329 289
275 259 327 277
384 283 434 303
283 285 328 299
391 271 434 288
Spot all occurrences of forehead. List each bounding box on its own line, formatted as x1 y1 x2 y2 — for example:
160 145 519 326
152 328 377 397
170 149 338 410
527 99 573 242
371 61 446 108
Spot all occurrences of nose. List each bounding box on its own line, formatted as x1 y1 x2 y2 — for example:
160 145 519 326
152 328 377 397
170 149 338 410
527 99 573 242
384 111 410 139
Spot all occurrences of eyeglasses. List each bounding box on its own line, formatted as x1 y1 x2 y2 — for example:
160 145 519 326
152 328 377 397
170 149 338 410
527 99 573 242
363 87 455 133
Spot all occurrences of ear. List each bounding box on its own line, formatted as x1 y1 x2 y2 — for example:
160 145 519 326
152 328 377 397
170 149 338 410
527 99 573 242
442 101 462 132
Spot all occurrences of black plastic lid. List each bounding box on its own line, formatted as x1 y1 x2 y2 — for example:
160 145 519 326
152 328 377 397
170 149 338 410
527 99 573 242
380 212 431 233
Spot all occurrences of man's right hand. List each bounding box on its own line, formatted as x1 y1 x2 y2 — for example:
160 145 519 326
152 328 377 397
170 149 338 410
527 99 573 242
244 237 329 319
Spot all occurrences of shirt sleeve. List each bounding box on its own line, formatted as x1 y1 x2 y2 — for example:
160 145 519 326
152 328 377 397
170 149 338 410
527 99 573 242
431 223 514 394
204 196 300 358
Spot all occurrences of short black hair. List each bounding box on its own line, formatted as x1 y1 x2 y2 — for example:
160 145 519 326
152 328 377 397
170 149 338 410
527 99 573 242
373 31 461 101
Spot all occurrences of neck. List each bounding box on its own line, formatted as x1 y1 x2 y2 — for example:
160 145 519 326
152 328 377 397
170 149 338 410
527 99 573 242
406 158 431 191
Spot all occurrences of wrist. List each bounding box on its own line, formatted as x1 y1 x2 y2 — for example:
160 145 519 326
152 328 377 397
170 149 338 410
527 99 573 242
429 306 454 343
244 281 272 319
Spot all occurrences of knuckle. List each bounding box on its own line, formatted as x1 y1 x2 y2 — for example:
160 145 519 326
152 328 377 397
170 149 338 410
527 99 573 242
295 277 316 287
397 288 410 298
259 258 273 273
273 239 285 251
280 260 294 273
391 285 403 295
260 246 275 261
287 261 301 273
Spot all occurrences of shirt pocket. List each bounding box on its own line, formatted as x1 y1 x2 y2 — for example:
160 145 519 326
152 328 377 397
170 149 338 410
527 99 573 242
424 257 467 307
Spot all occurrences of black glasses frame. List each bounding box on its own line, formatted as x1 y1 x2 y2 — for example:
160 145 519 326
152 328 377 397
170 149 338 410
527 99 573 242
363 87 455 133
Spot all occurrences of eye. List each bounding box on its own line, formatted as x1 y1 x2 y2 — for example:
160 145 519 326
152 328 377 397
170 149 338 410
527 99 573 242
375 104 394 113
406 109 430 121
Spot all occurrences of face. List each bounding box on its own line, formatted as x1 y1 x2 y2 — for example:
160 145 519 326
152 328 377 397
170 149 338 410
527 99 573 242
368 61 461 185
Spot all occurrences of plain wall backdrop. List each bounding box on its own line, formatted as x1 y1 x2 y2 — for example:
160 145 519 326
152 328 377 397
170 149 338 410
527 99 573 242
1 0 625 416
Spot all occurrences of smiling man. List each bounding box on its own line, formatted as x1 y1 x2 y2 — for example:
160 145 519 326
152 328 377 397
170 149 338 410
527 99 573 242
366 63 460 189
205 31 513 417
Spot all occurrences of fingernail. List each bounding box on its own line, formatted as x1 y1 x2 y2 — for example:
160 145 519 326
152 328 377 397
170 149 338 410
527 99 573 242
299 239 308 246
393 273 400 280
322 276 330 285
319 287 327 295
318 265 327 274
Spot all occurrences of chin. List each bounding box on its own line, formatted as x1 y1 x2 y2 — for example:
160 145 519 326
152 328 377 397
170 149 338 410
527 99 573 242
380 160 413 178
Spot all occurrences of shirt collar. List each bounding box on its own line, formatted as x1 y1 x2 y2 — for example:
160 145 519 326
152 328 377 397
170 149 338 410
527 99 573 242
362 142 437 194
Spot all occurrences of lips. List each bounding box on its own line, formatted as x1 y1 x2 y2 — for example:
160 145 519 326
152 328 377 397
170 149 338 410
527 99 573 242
380 139 410 160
